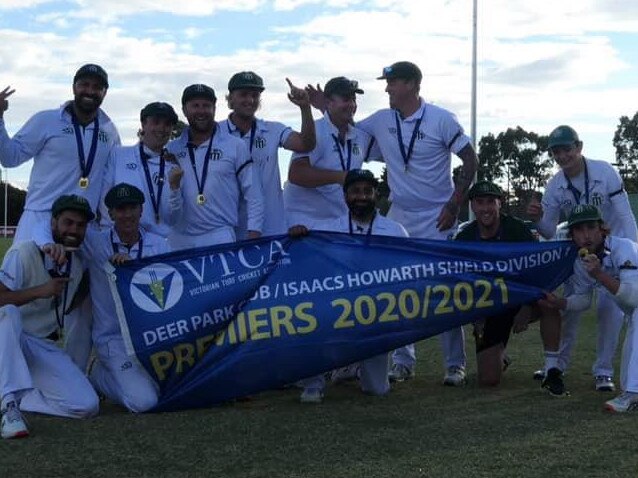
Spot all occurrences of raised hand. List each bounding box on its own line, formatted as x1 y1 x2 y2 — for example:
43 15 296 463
0 86 16 117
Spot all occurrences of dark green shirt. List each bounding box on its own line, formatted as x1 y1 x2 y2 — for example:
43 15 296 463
455 214 537 243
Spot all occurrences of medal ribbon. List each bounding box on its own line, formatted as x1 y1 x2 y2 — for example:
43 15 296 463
564 159 590 205
111 229 144 260
187 129 215 200
331 134 352 171
348 211 376 236
71 110 100 183
139 143 165 222
394 105 426 170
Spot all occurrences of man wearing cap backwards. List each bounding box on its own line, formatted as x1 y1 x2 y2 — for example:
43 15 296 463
0 64 120 242
527 125 638 392
102 102 182 239
319 61 478 386
0 195 99 439
219 72 315 239
166 84 263 250
285 76 379 226
289 168 409 403
540 205 638 412
456 181 566 393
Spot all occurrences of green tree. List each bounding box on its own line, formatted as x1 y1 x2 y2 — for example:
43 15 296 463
477 133 505 183
613 112 638 193
0 181 27 226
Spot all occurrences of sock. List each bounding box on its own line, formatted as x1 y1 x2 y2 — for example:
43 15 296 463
544 351 559 371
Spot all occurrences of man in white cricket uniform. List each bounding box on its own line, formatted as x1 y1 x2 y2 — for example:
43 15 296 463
284 77 377 226
0 195 99 439
85 184 169 412
102 102 182 239
0 65 120 242
219 71 315 239
355 62 478 385
527 125 638 391
290 169 409 403
540 205 638 412
166 84 263 250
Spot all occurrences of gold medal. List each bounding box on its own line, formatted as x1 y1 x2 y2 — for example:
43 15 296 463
79 177 89 189
197 194 206 205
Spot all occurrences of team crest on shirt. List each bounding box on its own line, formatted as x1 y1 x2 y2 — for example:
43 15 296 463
209 149 222 160
177 151 187 159
591 193 603 206
126 162 138 170
389 127 397 134
130 263 184 313
98 131 109 143
352 143 360 155
416 130 426 140
62 126 74 135
255 137 266 149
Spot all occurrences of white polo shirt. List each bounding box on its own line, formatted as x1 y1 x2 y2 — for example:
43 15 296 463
0 102 120 212
82 227 169 346
219 117 293 237
357 99 470 210
283 113 377 226
166 126 264 237
313 212 409 238
103 143 179 238
567 236 638 315
537 158 637 241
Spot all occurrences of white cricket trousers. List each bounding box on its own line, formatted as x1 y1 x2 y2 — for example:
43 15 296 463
0 305 99 418
169 226 236 251
90 336 159 413
300 353 391 396
620 309 638 393
386 203 466 371
558 284 625 377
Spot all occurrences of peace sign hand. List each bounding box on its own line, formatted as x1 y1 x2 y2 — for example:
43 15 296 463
0 86 16 117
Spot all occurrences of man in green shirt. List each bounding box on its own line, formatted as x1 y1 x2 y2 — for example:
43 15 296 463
456 181 566 395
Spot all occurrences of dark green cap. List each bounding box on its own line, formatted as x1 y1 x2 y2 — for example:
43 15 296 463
228 71 265 92
377 61 422 83
324 77 364 98
73 63 109 89
51 194 95 221
105 183 145 209
468 181 503 199
548 125 579 148
140 102 178 124
181 84 216 105
343 169 378 191
567 204 602 228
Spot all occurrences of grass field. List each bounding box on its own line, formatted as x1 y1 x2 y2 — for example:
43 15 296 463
0 237 636 477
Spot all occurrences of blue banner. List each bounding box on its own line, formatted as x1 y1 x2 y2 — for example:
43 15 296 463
109 233 576 412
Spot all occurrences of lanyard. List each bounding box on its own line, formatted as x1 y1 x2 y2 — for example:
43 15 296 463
564 159 589 205
394 105 426 171
52 253 72 330
71 110 100 184
139 143 166 223
348 212 376 236
111 230 144 260
187 130 215 199
331 134 352 171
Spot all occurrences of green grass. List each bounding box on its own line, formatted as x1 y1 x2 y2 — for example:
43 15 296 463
0 237 11 259
1 313 635 478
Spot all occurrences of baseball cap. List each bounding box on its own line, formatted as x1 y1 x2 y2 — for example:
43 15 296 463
105 183 146 209
567 204 602 228
343 169 378 191
324 77 364 98
377 61 422 83
51 194 95 221
181 84 216 105
468 181 503 200
548 125 580 148
73 64 109 89
140 102 178 124
228 71 265 92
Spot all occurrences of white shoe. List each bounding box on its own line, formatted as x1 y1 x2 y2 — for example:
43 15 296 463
443 366 466 386
595 375 615 392
1 402 29 439
300 388 323 404
604 392 638 413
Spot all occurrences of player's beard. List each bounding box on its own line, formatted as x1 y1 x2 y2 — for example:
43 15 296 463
348 199 376 221
53 231 83 250
73 93 103 116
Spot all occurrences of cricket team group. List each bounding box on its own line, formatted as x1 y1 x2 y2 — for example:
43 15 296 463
0 59 637 440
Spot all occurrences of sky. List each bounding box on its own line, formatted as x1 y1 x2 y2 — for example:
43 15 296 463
1 0 638 190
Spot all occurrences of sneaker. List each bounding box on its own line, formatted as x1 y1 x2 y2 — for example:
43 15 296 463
533 369 545 381
300 388 323 404
541 367 570 397
1 402 29 439
595 375 615 392
330 364 360 384
443 366 467 386
604 392 638 413
388 364 415 383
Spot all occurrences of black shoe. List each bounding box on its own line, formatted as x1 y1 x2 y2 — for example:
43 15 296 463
541 367 570 397
533 369 545 381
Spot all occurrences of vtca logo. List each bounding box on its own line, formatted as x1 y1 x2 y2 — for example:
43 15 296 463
255 137 266 149
208 149 222 160
130 263 184 313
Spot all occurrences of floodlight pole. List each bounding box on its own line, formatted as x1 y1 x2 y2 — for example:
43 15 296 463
468 0 478 221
